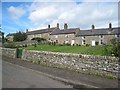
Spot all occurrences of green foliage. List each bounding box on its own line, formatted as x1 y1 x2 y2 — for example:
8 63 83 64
4 42 16 48
110 38 117 45
0 32 5 44
13 31 27 42
103 45 112 56
31 37 47 43
25 45 112 56
111 42 120 58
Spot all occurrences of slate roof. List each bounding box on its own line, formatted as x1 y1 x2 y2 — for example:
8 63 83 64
6 33 15 37
50 28 79 35
76 27 120 36
26 27 56 35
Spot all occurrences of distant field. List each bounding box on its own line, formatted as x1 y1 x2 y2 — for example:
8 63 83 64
25 45 112 56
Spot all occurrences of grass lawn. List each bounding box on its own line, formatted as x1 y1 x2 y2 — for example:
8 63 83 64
25 45 112 56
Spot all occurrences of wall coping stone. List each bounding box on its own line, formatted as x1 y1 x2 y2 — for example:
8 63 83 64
23 49 118 60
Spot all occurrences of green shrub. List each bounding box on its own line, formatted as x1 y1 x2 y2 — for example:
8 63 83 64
111 42 120 58
86 44 90 47
4 43 16 48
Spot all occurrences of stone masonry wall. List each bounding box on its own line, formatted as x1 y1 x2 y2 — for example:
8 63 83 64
22 50 119 79
2 48 16 58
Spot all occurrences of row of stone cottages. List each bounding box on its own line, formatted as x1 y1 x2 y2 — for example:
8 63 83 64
6 23 120 46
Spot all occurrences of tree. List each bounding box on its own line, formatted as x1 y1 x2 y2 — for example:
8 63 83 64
2 32 4 44
111 42 120 58
31 37 46 43
13 31 27 42
109 38 120 58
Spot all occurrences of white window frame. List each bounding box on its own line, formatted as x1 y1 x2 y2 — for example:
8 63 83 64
82 40 86 45
115 34 119 38
82 36 85 39
99 35 104 38
99 39 104 45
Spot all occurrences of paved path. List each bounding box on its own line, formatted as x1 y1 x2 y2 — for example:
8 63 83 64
2 60 72 88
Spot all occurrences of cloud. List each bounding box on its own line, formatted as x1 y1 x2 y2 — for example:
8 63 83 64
28 6 57 23
27 2 118 30
6 1 118 31
7 6 25 20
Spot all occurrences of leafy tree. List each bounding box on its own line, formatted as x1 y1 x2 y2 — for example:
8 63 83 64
13 31 27 42
111 42 120 58
31 37 46 43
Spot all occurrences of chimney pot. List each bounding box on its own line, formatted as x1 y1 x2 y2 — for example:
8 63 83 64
57 23 59 29
109 23 112 29
92 24 95 30
48 24 50 29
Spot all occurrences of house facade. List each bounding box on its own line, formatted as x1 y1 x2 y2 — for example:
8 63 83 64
76 24 120 46
6 33 14 41
6 23 120 46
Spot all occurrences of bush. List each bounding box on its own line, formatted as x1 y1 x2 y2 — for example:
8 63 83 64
111 42 120 58
86 44 90 47
4 43 16 48
24 44 27 47
53 42 56 46
58 44 63 46
31 37 47 43
66 43 71 46
76 44 79 46
103 45 112 56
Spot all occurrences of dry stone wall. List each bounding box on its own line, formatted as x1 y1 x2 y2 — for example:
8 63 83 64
22 50 119 79
2 48 16 58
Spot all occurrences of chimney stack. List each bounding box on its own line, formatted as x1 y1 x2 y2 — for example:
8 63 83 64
57 23 59 29
48 24 50 29
92 24 95 30
64 23 68 30
109 23 112 29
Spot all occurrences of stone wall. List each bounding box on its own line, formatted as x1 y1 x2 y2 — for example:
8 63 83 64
22 50 119 79
2 48 16 58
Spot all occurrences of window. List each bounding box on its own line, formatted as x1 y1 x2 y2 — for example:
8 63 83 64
82 36 85 39
99 35 104 38
65 35 68 38
82 40 86 45
115 34 119 38
101 40 103 44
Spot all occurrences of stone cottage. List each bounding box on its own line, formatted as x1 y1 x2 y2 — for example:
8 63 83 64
6 23 120 46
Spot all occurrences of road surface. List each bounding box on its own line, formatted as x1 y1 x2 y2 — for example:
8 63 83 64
2 60 72 88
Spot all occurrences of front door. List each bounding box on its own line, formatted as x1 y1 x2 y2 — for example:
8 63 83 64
71 40 75 46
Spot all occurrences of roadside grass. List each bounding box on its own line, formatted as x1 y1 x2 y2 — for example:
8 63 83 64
25 45 112 56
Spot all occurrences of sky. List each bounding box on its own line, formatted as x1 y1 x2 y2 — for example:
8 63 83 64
1 0 119 36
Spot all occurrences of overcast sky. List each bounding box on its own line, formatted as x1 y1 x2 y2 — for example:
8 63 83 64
1 0 119 36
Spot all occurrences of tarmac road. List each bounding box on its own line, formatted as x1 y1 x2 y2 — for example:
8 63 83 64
2 60 72 88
